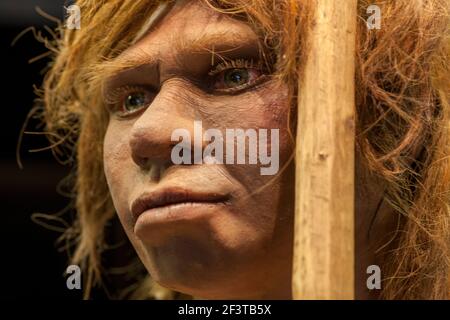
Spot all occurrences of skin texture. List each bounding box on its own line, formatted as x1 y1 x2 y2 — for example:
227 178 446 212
103 0 395 299
103 1 294 299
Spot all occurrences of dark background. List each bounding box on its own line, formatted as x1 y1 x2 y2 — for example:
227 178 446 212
0 0 82 299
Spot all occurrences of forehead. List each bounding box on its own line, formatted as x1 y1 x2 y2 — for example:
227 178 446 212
119 0 259 61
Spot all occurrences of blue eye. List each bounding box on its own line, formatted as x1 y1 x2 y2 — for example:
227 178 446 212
212 67 263 93
223 69 250 88
123 91 149 112
209 59 266 93
104 85 155 117
105 85 154 117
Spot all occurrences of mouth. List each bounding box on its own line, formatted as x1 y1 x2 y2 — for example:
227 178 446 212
131 187 230 224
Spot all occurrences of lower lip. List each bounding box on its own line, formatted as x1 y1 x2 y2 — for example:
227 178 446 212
134 201 225 229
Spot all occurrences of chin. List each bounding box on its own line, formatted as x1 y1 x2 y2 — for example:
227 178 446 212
136 234 270 299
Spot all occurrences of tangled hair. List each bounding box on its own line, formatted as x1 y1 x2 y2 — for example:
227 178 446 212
33 0 449 299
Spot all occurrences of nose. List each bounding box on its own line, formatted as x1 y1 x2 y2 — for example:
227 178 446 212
129 85 197 170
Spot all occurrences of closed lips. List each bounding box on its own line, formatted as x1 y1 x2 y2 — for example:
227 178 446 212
131 188 229 222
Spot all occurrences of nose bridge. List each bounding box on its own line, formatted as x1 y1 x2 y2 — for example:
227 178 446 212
129 86 196 168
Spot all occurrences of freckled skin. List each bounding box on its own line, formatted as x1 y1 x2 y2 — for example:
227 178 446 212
103 1 295 300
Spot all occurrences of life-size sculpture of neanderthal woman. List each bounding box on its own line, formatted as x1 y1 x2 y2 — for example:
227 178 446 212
35 0 449 299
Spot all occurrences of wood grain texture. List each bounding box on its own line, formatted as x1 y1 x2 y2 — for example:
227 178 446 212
293 0 357 300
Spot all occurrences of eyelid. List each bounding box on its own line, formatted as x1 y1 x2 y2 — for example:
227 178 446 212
103 84 154 116
103 57 269 110
207 58 269 95
104 85 142 105
208 58 263 76
212 74 270 95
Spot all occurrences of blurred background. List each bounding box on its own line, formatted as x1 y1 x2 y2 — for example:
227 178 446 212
0 0 81 299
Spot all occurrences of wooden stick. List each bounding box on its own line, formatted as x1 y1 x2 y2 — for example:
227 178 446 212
293 0 357 300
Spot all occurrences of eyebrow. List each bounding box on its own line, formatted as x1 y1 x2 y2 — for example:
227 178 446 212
94 31 262 90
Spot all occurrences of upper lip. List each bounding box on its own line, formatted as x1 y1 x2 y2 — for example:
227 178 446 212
131 187 229 222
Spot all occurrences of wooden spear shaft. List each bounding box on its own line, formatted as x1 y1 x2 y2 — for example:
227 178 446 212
293 0 357 300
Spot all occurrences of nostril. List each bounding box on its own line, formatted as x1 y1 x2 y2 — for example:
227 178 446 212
130 157 164 182
136 156 152 170
129 127 170 167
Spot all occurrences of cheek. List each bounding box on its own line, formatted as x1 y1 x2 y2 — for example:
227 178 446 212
210 83 291 186
221 82 292 156
212 83 293 228
259 85 292 150
256 85 293 173
103 124 133 214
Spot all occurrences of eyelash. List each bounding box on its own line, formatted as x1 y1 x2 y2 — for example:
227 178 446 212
104 85 154 116
104 58 268 117
208 58 262 76
207 58 267 94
